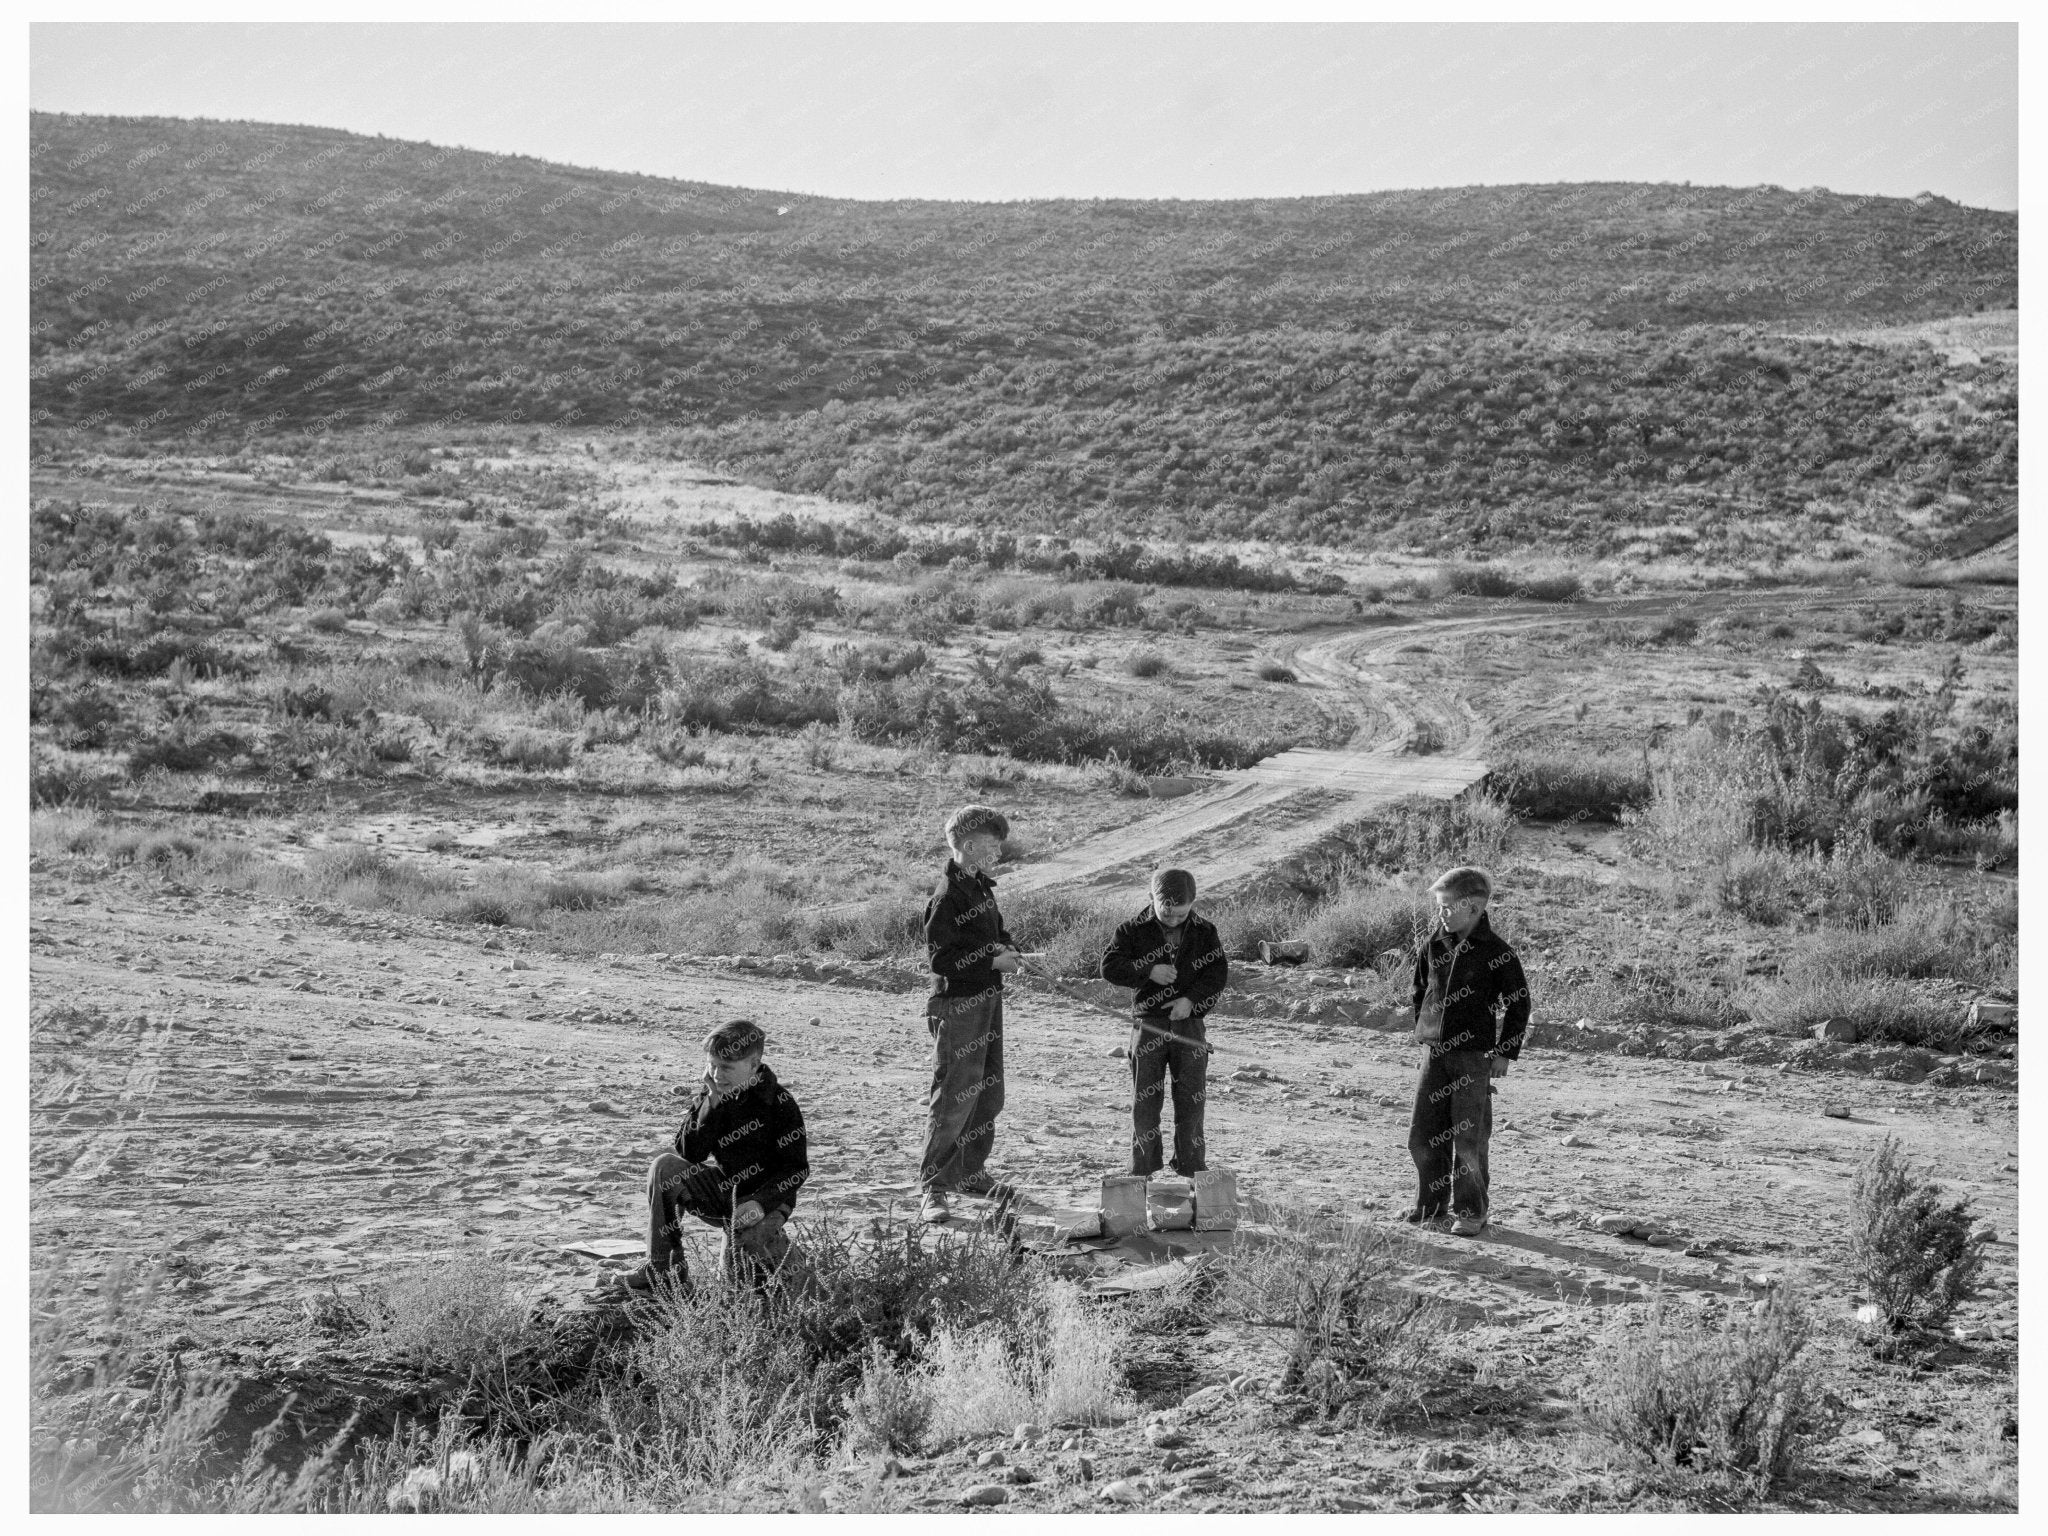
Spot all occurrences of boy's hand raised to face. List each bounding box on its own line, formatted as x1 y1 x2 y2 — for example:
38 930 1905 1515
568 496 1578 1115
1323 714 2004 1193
1147 962 1178 985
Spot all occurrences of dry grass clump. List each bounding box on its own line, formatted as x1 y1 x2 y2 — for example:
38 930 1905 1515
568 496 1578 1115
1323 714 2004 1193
1706 836 1913 929
1488 748 1651 822
1226 1211 1450 1423
1782 892 2015 991
1582 1286 1816 1492
1294 886 1429 969
1846 1137 1985 1355
1004 891 1127 978
357 1252 543 1379
1432 563 1585 603
1739 973 1967 1052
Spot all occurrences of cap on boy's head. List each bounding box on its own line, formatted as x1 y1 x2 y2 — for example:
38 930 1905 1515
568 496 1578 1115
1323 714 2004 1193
703 1018 766 1061
1151 867 1197 903
1430 866 1493 904
945 803 1009 850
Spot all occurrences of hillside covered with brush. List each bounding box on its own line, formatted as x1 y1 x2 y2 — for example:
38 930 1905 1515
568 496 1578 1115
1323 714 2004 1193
30 113 2017 554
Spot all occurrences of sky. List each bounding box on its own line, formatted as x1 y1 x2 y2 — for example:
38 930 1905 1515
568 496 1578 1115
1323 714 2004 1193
29 22 2020 209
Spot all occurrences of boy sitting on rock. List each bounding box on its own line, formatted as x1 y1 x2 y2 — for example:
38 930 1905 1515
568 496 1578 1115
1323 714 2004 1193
1101 867 1229 1179
610 1018 809 1293
1406 866 1529 1237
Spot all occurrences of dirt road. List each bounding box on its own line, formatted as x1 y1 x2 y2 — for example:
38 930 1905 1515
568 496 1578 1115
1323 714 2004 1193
1003 586 1901 897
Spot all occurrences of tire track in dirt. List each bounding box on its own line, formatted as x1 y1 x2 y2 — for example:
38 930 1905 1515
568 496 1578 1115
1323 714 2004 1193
38 1010 178 1193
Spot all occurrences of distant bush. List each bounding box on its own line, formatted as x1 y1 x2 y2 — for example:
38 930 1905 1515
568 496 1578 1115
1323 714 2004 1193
1004 891 1126 980
1739 972 1967 1050
1255 661 1298 684
1629 689 2018 870
1848 1137 1985 1353
1439 564 1584 603
1584 1286 1815 1491
1123 649 1169 679
1706 835 1912 929
483 727 578 772
1781 894 2015 992
126 723 250 777
1488 750 1650 822
29 750 118 809
1098 754 1151 797
1298 886 1429 969
1331 791 1516 874
1208 886 1319 962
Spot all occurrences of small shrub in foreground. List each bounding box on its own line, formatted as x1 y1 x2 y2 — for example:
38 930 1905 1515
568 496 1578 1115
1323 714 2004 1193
1847 1136 1984 1351
1583 1286 1815 1492
1255 661 1298 683
1225 1211 1448 1423
1123 649 1169 679
841 1342 932 1455
361 1253 541 1379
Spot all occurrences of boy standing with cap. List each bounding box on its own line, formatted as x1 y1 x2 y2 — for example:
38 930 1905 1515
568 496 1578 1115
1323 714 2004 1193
1102 867 1229 1178
919 804 1023 1223
613 1018 809 1293
1406 866 1530 1237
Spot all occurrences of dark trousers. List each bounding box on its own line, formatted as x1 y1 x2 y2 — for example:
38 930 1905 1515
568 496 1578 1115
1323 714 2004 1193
1407 1049 1494 1219
921 989 1004 1191
1130 1013 1209 1177
646 1152 791 1283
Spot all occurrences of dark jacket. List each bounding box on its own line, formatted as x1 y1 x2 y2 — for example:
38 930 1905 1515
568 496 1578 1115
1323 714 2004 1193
673 1063 809 1220
1101 904 1230 1020
1410 912 1530 1059
925 859 1014 999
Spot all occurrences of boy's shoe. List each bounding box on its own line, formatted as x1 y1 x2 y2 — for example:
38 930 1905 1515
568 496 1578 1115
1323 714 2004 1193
604 1258 685 1294
920 1188 952 1223
1449 1214 1487 1237
1399 1205 1443 1225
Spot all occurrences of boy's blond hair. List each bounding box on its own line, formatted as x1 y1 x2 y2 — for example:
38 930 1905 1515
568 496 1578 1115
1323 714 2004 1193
944 803 1010 851
1430 866 1493 904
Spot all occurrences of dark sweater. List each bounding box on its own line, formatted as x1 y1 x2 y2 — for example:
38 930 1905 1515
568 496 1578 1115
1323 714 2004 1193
1101 904 1230 1020
1409 912 1531 1059
672 1063 809 1220
924 859 1014 999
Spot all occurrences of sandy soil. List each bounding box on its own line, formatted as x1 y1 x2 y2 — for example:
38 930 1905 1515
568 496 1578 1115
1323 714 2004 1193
28 861 2017 1340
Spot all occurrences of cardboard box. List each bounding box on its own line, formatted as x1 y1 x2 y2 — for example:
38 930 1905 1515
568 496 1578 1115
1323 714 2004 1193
1191 1169 1239 1230
1052 1207 1102 1242
1100 1174 1148 1238
1147 1177 1195 1231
